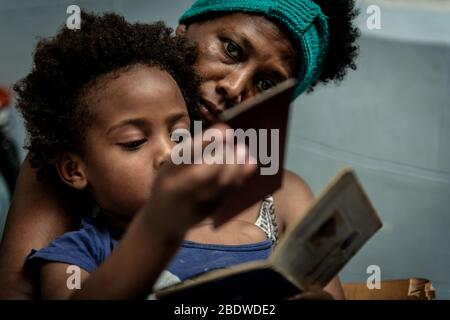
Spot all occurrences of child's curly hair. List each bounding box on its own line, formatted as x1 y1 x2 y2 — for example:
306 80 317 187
15 11 201 180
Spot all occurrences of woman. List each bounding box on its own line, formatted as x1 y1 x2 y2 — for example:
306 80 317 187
0 0 359 299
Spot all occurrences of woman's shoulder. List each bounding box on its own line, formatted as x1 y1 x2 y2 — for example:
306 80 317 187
273 169 315 231
280 170 313 195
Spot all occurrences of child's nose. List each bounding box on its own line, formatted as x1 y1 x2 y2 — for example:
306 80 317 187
153 137 173 170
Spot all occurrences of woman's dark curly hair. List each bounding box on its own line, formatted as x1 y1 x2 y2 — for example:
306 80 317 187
15 11 201 180
311 0 360 89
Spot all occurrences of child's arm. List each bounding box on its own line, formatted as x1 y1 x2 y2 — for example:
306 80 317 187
38 206 184 300
274 170 346 300
0 155 79 299
38 124 257 299
38 209 185 299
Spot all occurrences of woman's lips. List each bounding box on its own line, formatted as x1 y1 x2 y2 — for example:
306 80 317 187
198 104 216 122
199 99 223 122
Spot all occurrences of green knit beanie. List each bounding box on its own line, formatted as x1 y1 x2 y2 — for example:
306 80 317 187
179 0 329 99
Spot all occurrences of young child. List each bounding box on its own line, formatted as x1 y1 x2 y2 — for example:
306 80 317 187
16 11 255 299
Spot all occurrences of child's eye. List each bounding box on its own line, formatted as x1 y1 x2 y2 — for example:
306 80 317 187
257 79 275 92
170 128 191 144
118 139 147 150
223 40 243 60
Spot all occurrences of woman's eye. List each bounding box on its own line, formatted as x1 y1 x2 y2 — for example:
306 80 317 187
224 40 242 59
258 79 275 91
118 139 147 150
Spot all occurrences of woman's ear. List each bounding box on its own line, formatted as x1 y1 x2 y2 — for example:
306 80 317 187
176 24 187 36
56 152 88 190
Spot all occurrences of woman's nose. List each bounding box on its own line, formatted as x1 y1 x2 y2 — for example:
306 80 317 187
216 69 251 108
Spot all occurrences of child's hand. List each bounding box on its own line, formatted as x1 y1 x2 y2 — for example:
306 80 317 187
143 123 257 237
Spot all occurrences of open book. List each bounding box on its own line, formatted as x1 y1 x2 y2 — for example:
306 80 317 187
156 168 383 300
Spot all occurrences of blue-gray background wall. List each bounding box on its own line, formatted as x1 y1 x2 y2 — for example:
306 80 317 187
1 0 449 298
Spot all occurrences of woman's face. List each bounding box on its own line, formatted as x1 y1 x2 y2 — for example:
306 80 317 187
177 13 298 122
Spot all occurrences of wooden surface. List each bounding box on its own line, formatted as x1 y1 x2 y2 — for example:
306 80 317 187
343 278 435 300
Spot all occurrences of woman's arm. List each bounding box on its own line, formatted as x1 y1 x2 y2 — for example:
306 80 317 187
0 156 78 299
274 170 346 300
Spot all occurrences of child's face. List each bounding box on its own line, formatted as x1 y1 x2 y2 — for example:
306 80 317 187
72 65 190 222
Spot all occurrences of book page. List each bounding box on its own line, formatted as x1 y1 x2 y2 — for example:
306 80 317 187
271 168 382 291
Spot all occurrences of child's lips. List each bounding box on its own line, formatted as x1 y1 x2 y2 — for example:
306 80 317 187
198 104 216 122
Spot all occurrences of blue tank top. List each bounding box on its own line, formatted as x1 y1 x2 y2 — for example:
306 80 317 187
164 195 277 283
26 197 278 292
168 239 272 280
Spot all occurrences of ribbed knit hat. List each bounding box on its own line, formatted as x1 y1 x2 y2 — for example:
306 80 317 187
180 0 329 99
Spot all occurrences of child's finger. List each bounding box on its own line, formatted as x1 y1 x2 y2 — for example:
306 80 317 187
173 123 231 166
216 143 256 188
